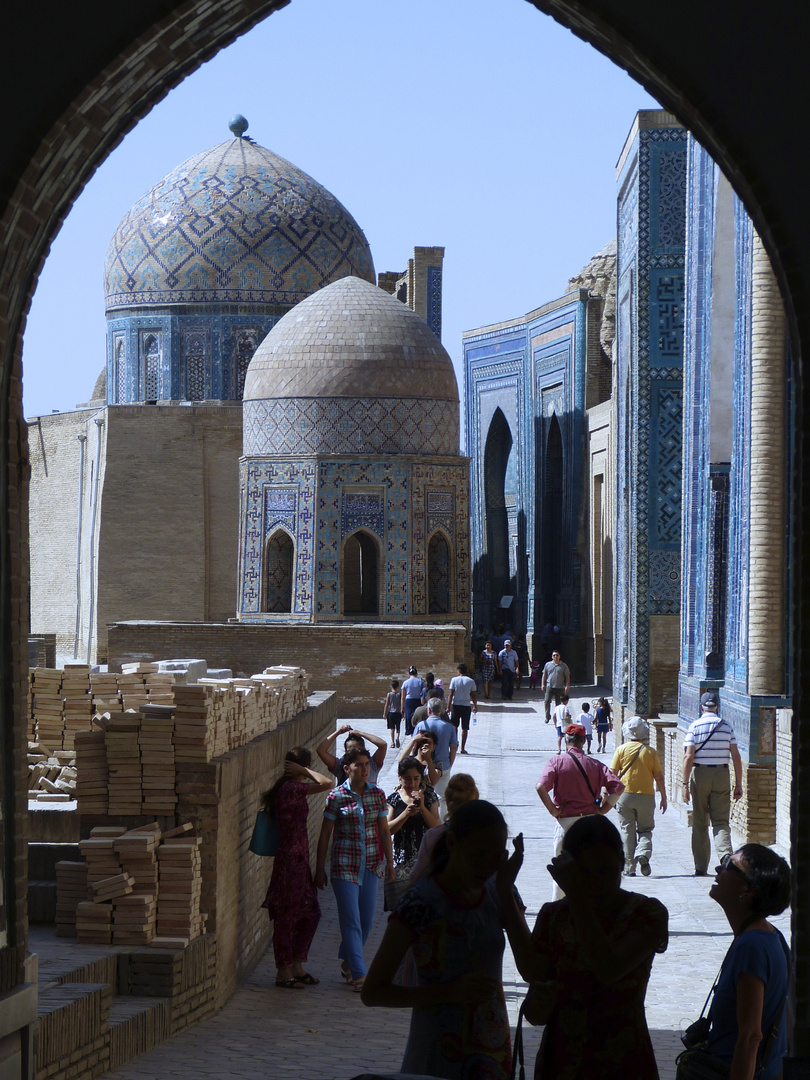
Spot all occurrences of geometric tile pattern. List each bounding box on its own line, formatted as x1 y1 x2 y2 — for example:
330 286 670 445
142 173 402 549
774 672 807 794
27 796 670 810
342 490 384 537
427 532 451 613
615 120 687 713
243 397 459 456
239 461 316 618
105 137 375 310
426 265 443 339
264 531 294 613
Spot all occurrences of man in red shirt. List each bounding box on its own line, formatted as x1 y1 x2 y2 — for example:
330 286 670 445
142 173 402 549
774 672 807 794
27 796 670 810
536 723 625 898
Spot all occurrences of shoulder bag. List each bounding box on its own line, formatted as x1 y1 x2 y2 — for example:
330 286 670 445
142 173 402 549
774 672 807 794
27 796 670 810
249 809 280 856
565 749 602 807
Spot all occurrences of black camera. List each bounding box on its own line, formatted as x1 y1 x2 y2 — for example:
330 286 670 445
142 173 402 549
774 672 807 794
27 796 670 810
681 1016 710 1050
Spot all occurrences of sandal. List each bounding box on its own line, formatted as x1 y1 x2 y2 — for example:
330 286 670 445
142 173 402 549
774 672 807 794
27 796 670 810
296 972 320 985
275 977 306 989
340 962 352 982
351 977 365 993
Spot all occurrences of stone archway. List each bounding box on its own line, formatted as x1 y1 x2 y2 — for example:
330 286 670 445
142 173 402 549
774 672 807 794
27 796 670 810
2 0 810 1058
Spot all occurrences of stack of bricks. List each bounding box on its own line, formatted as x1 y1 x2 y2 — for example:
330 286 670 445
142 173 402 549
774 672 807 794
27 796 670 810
106 716 142 815
172 685 213 764
77 829 125 944
118 667 150 713
139 705 177 815
155 824 206 946
61 663 93 749
73 730 109 814
90 670 122 715
30 667 64 748
55 860 88 936
75 900 114 944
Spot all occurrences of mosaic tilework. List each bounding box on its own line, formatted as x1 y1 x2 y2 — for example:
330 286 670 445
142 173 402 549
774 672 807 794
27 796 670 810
428 532 451 613
342 490 384 537
243 398 459 457
614 120 687 713
239 462 316 617
105 137 375 310
426 265 443 338
411 464 470 621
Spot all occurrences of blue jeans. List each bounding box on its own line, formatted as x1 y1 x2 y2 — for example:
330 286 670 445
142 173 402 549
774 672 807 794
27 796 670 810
332 869 379 979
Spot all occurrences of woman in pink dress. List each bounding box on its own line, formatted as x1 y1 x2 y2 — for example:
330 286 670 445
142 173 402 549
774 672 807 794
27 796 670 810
260 747 332 989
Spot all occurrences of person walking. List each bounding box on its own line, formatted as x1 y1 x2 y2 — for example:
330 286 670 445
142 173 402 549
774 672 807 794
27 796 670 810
682 690 743 876
314 748 395 992
497 639 518 700
536 723 624 899
552 694 571 754
413 697 458 798
447 663 478 754
480 640 497 700
400 666 426 737
541 650 571 723
382 680 403 749
610 717 667 877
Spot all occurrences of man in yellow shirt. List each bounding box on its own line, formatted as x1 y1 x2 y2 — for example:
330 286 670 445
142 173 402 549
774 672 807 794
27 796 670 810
610 717 667 876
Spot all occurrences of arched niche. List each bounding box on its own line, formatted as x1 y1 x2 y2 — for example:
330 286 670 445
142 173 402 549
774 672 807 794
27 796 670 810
342 530 380 616
484 407 515 599
263 528 294 613
427 530 452 614
541 413 564 621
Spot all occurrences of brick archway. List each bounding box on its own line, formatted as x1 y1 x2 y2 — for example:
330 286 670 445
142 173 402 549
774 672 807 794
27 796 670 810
2 0 810 1058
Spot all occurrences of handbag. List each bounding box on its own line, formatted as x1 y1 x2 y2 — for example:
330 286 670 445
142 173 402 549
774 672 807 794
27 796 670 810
248 809 280 856
510 999 528 1080
675 1049 730 1080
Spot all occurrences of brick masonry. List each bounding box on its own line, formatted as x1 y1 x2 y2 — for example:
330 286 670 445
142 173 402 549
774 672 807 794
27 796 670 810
107 622 467 718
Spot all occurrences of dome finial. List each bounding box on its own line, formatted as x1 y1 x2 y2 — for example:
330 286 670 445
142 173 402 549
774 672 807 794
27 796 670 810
228 114 249 138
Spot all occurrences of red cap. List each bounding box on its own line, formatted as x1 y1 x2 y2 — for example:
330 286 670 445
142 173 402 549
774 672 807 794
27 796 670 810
564 723 586 737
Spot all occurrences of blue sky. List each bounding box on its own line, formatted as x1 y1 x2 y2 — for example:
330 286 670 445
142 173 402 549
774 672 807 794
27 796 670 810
21 0 659 420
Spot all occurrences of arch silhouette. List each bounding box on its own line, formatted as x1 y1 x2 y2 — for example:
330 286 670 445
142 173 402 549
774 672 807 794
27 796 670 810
263 528 294 613
2 0 810 1046
541 413 564 622
342 530 380 616
484 408 514 606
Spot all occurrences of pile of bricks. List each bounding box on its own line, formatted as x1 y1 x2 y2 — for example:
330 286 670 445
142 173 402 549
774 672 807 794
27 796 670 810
27 742 77 801
29 667 65 747
61 823 207 947
73 730 108 814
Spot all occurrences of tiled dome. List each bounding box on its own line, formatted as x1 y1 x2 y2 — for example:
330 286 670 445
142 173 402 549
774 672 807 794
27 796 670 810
243 276 460 456
104 135 375 311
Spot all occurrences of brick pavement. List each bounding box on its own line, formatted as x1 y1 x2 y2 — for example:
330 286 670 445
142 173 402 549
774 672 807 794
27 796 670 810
102 685 789 1080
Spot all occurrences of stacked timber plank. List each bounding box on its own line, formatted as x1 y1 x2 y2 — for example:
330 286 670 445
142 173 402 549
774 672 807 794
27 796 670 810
62 664 93 749
139 706 177 815
113 823 160 945
90 671 122 715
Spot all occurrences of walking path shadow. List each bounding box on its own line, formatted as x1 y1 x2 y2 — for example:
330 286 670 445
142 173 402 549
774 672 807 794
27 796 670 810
103 685 788 1080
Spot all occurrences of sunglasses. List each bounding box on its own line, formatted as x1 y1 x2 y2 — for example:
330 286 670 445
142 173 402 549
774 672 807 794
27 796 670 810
718 853 748 880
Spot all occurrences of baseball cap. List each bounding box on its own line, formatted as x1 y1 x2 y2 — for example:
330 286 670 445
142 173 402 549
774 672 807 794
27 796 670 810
504 639 512 645
700 691 719 708
564 723 586 737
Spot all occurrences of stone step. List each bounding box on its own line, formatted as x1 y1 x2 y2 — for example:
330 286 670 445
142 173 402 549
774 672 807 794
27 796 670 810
108 996 171 1071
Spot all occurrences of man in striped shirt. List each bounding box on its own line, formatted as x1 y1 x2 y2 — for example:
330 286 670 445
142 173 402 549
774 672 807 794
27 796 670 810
682 691 743 876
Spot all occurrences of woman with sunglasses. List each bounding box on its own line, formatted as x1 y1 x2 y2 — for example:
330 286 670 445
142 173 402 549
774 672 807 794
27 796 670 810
692 845 791 1080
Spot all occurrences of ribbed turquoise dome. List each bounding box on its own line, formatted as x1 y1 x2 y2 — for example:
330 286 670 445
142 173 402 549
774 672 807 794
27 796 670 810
104 136 375 311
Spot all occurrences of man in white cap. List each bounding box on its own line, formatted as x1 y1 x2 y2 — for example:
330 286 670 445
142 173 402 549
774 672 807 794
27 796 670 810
682 690 743 875
610 717 667 877
497 638 518 700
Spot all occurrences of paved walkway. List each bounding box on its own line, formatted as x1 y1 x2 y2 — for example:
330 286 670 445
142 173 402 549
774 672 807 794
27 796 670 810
102 686 789 1080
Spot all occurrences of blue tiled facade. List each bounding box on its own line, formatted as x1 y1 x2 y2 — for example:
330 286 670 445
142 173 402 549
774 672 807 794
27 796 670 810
614 119 687 714
678 138 790 762
237 456 470 624
463 292 588 648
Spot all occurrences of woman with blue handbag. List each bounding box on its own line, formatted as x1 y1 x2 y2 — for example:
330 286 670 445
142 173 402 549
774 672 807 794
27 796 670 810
259 747 332 989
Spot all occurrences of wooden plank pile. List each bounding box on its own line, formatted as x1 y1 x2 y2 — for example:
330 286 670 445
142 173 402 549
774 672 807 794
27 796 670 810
90 671 122 715
172 685 214 764
154 824 206 947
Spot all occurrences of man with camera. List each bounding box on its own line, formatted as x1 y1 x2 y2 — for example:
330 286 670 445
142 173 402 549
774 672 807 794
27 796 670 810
536 723 624 898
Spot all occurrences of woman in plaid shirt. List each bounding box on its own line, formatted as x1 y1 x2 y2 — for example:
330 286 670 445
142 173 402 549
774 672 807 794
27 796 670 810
315 747 395 991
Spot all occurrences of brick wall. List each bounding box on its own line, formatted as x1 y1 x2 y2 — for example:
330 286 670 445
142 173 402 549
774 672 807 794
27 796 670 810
108 622 467 718
648 615 680 715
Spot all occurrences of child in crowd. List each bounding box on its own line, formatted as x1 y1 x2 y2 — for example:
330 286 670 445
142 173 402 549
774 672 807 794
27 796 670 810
383 680 403 749
552 693 571 754
577 701 594 754
595 697 612 753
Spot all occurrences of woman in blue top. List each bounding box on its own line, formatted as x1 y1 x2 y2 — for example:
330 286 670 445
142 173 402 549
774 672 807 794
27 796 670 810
701 844 791 1080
